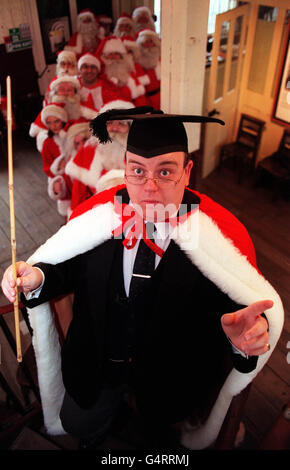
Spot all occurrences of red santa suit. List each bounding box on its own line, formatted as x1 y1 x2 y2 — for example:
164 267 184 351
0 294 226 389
50 119 91 217
30 102 67 140
120 35 150 88
66 99 135 212
113 13 136 39
34 104 68 180
44 50 78 106
78 53 118 111
39 132 66 179
136 29 161 109
66 135 125 211
79 78 118 112
37 128 72 216
49 76 98 121
132 6 156 32
97 36 147 107
30 79 97 139
65 10 101 59
99 76 147 107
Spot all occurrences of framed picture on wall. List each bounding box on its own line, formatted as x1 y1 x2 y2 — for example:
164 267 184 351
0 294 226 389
36 0 72 65
272 21 290 126
41 17 71 64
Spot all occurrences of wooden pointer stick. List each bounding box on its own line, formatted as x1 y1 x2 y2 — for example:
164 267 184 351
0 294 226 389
6 76 22 363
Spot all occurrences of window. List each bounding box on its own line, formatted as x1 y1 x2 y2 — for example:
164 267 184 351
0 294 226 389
208 0 238 34
154 0 161 35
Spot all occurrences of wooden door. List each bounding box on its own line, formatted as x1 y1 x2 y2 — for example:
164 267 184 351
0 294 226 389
202 4 249 177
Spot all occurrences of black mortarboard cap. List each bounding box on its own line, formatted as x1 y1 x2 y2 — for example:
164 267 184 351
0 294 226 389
90 106 225 158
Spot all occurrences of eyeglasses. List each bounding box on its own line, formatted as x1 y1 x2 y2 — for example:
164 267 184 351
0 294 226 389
125 170 185 188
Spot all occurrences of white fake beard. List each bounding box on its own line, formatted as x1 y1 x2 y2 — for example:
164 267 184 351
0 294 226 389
64 132 89 162
104 59 132 86
52 94 81 120
64 140 77 162
115 26 135 38
126 53 136 72
99 135 127 170
138 46 160 70
56 64 78 77
79 21 99 51
135 18 155 33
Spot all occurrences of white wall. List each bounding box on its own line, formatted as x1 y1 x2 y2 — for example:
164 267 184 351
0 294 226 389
161 0 210 153
0 0 29 44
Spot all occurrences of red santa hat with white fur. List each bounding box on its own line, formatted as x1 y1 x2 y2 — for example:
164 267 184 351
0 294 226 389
114 13 136 38
136 28 161 47
29 103 68 141
50 75 81 93
77 52 101 72
96 35 127 62
77 9 98 29
57 50 77 65
132 6 156 31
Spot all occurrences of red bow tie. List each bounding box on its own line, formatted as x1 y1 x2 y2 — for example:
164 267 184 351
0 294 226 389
112 201 164 257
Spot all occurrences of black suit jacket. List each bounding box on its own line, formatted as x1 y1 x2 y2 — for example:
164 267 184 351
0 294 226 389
23 233 257 423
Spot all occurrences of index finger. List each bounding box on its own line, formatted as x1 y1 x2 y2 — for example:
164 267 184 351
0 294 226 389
239 299 273 319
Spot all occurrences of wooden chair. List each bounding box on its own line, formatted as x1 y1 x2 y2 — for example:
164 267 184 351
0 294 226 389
255 129 290 201
219 113 266 183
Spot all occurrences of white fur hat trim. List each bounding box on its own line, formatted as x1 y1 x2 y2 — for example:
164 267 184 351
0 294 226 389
57 50 76 64
132 6 152 18
102 38 127 55
50 75 80 91
66 122 90 140
78 53 101 71
98 100 135 115
136 29 161 44
41 104 68 124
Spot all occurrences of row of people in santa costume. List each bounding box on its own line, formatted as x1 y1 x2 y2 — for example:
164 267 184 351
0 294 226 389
60 99 135 219
41 42 150 113
30 74 98 137
30 28 160 142
61 8 160 108
76 28 161 109
36 99 134 219
64 7 156 58
74 31 161 110
30 31 156 137
96 29 161 109
35 102 92 217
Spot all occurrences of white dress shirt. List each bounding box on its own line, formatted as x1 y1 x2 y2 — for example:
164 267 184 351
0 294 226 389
123 220 173 296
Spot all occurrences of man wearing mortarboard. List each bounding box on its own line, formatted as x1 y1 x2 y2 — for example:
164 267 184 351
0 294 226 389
1 107 284 450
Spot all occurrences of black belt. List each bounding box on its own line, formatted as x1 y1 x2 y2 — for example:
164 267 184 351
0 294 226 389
146 88 160 97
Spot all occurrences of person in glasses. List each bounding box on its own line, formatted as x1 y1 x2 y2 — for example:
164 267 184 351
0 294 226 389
1 108 283 450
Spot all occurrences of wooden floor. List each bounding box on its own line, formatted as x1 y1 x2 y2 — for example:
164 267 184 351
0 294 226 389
197 161 290 449
0 132 289 450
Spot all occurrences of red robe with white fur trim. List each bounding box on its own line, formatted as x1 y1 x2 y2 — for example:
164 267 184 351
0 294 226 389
23 185 284 448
